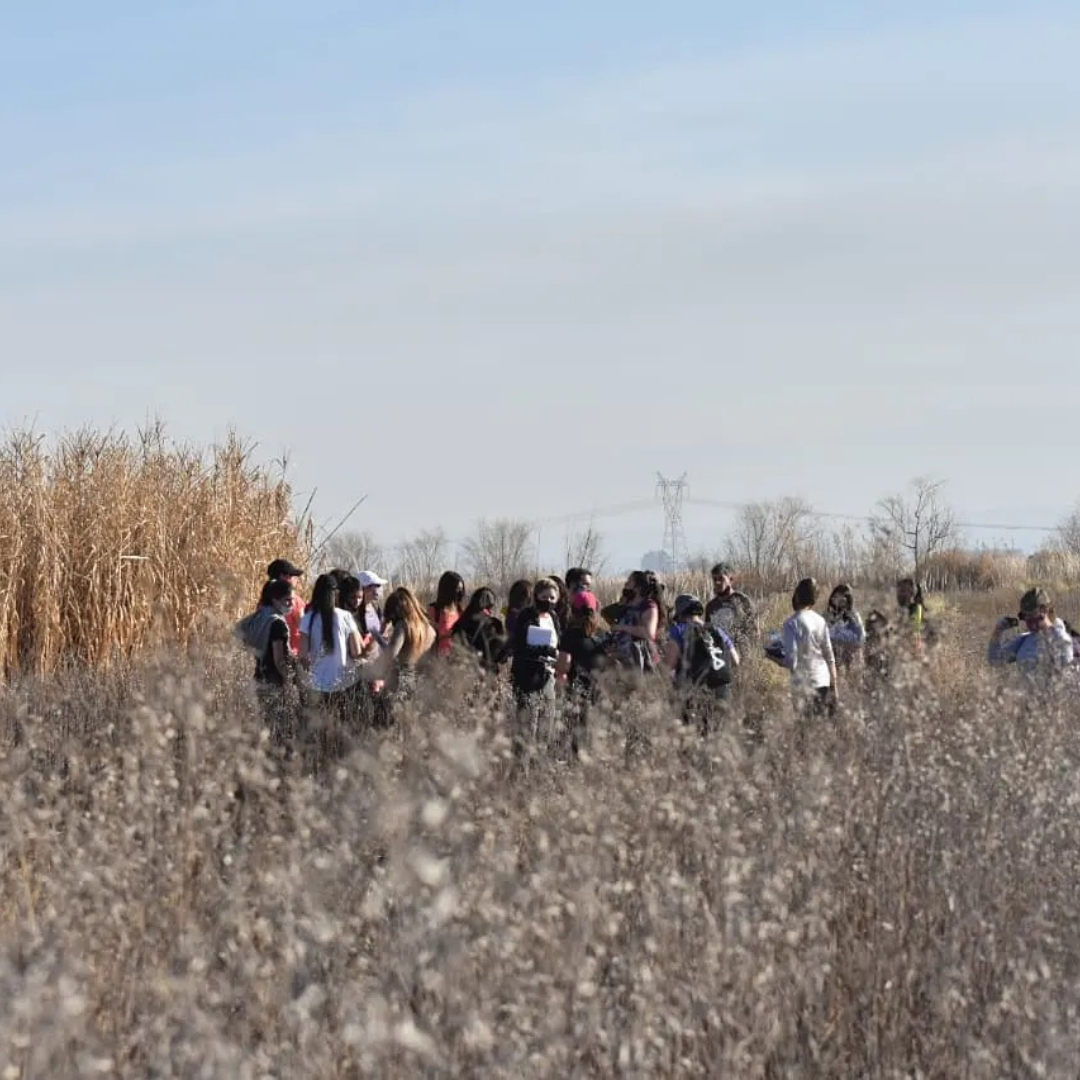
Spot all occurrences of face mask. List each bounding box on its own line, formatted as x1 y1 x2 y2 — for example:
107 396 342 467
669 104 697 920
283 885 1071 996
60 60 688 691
621 589 634 603
536 598 555 613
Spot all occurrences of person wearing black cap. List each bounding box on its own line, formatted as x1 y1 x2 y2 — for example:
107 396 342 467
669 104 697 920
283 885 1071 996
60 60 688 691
666 593 739 734
267 558 306 654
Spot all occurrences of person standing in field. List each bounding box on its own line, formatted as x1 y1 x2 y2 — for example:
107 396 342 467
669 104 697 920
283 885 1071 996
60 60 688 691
610 570 665 674
508 578 563 758
895 577 928 656
452 587 508 673
555 589 609 756
356 569 388 642
298 575 367 754
705 563 758 651
249 579 299 749
429 571 466 659
379 586 437 706
987 587 1075 677
769 578 838 728
267 558 306 654
826 583 866 671
665 593 739 735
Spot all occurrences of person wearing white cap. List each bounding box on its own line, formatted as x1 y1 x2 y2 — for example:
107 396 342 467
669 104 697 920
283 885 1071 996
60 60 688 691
356 570 388 639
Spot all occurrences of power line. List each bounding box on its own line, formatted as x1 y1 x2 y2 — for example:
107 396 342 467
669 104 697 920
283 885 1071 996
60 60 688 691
439 498 658 552
542 498 656 526
685 496 1060 534
369 491 1062 562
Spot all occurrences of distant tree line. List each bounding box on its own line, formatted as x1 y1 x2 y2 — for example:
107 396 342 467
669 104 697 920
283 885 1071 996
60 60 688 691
316 477 1080 596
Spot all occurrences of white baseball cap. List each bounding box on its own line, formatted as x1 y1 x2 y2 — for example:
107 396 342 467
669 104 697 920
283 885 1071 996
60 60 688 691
357 570 387 588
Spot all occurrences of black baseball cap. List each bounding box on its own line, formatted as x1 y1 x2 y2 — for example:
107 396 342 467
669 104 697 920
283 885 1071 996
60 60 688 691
674 593 705 619
267 558 304 579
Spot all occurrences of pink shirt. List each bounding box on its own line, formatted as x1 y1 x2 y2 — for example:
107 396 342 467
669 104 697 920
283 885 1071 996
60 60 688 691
428 605 460 658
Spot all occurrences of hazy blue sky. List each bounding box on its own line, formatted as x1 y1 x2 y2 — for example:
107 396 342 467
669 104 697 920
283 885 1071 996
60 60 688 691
4 2 1079 569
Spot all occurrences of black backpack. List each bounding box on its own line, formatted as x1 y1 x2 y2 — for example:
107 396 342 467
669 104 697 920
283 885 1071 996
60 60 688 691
683 624 732 689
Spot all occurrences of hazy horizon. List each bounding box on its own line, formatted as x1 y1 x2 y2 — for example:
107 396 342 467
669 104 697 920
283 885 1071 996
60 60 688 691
4 3 1079 569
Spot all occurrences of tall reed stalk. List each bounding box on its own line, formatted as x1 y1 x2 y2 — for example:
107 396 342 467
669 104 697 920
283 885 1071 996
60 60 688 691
0 424 310 677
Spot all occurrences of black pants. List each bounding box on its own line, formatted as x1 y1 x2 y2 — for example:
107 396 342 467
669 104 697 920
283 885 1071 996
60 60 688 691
808 686 836 718
793 686 836 753
681 684 730 735
257 686 295 749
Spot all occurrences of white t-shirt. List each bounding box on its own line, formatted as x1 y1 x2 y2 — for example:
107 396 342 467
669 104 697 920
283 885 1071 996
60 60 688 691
781 609 835 691
300 608 361 692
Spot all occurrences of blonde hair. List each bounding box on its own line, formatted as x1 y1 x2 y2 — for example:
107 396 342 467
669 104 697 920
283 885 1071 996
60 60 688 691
384 586 432 664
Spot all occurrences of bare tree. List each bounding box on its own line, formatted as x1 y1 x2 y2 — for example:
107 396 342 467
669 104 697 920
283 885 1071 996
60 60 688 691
462 518 534 589
722 497 822 589
394 528 450 594
563 520 607 576
870 476 958 578
318 529 384 574
826 523 872 584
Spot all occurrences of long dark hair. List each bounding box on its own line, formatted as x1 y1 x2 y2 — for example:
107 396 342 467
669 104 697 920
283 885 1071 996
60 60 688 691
827 583 854 616
433 571 465 617
550 574 570 624
896 577 924 610
628 570 667 629
309 573 339 653
338 574 361 613
462 587 497 621
507 579 532 613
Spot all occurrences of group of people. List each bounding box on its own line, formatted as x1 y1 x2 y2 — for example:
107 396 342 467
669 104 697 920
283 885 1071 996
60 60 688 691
237 556 1080 762
240 559 436 746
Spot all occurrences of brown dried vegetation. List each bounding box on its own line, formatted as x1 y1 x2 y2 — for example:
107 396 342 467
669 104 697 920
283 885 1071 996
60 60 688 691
1 432 1077 1075
0 424 307 678
2 626 1079 1076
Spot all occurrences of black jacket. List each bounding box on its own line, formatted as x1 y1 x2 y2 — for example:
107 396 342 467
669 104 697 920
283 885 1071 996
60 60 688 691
509 606 561 694
452 611 508 671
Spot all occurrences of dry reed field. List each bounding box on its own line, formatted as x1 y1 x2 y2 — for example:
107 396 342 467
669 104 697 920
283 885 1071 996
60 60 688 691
3 584 1080 1077
2 431 1079 1075
0 425 307 678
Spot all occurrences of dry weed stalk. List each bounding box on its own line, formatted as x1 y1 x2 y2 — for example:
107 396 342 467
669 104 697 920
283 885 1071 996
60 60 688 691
1 629 1079 1076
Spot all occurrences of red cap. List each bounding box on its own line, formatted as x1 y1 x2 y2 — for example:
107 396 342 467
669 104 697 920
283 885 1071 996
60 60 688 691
571 590 599 612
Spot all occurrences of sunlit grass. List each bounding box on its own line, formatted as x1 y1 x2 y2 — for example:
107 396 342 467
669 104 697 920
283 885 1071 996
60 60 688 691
2 622 1079 1075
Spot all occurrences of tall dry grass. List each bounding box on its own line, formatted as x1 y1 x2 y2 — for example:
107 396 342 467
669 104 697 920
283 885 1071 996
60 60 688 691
2 609 1080 1076
0 424 309 678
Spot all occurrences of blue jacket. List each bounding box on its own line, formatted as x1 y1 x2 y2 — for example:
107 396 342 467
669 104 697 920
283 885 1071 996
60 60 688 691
987 620 1075 673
